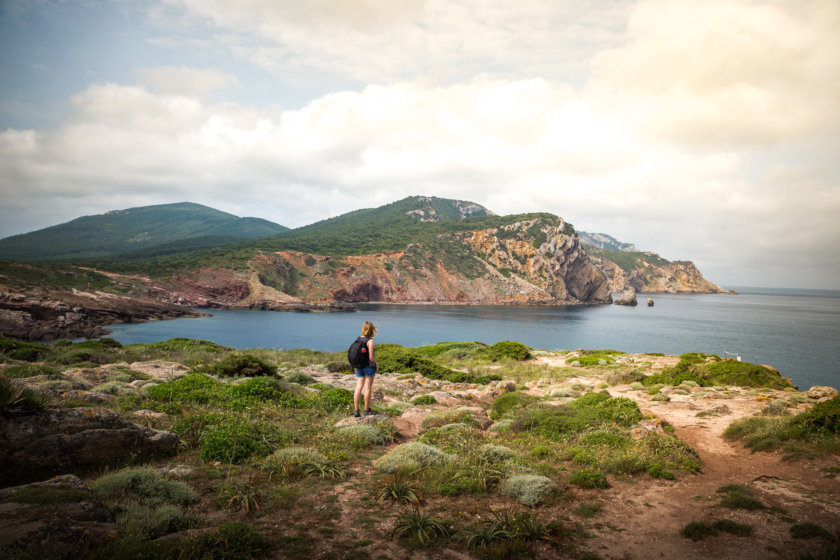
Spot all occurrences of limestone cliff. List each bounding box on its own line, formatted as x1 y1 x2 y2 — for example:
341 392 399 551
254 217 612 305
585 247 733 294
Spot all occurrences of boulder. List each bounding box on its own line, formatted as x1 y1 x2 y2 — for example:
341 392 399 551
0 407 178 477
805 386 839 400
613 287 638 306
428 391 462 406
0 475 114 555
647 298 654 307
456 406 493 430
127 360 190 380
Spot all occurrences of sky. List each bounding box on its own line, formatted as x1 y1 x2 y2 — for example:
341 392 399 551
1 0 839 289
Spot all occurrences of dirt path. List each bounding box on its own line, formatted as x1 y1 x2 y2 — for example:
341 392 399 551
572 386 840 560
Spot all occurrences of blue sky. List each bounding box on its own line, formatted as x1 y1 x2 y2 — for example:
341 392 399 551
1 0 839 289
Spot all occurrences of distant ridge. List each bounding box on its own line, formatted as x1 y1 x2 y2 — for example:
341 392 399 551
578 231 638 252
0 202 288 261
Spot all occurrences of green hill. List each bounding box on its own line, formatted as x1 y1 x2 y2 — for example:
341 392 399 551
0 203 288 261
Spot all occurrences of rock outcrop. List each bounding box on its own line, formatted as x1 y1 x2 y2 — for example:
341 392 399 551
0 288 205 341
0 475 115 554
613 287 638 306
586 251 733 294
262 218 611 305
0 407 178 479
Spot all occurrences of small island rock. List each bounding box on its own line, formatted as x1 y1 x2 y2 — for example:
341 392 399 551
614 287 638 306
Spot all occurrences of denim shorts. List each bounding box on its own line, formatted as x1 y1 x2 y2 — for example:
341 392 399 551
355 365 376 378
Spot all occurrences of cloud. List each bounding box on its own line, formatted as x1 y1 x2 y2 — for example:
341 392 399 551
135 66 240 96
590 0 840 148
158 0 633 84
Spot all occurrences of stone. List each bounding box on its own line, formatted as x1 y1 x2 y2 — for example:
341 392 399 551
127 360 190 380
613 287 638 306
428 391 462 406
805 386 839 400
0 475 114 554
0 407 178 477
647 298 654 307
159 464 196 478
456 406 493 430
132 409 168 420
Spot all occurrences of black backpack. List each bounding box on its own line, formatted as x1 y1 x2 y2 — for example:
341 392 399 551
347 336 370 368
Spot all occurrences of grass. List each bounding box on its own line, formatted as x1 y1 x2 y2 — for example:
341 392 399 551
725 396 840 459
681 519 753 541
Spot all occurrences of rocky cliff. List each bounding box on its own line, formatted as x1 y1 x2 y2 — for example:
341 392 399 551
251 217 611 305
585 248 733 294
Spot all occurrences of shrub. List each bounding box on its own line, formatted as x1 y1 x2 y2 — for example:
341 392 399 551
5 343 49 362
792 396 840 436
499 475 555 506
312 387 354 412
324 360 351 373
147 373 222 404
336 424 387 447
478 341 532 362
629 382 645 391
211 354 277 377
569 469 608 489
262 447 329 479
490 392 534 420
374 442 452 473
285 371 316 385
115 503 188 539
477 444 515 463
181 522 270 559
91 468 198 507
489 419 514 433
391 508 450 545
200 421 279 464
412 395 437 406
376 344 500 384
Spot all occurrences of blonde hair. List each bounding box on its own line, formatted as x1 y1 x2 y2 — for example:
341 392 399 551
361 321 377 338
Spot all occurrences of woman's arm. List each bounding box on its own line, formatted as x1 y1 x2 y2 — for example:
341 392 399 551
367 339 377 372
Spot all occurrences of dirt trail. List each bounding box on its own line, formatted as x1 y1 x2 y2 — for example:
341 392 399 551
571 386 840 560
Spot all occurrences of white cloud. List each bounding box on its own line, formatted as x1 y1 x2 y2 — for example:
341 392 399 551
590 0 840 147
135 66 240 96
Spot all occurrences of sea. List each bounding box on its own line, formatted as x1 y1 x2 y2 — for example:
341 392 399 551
103 287 840 390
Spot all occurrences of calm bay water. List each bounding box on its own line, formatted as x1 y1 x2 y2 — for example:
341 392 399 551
104 287 840 390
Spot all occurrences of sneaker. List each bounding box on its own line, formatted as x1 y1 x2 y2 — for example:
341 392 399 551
364 409 380 416
353 410 361 418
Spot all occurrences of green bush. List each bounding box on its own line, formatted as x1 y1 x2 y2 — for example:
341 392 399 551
490 392 534 420
200 421 280 464
717 485 764 510
311 387 353 412
211 354 277 377
115 503 188 539
376 344 500 384
262 447 328 479
477 444 515 463
374 442 452 473
412 395 437 406
412 341 485 359
91 468 198 507
792 396 840 436
569 468 608 488
285 371 316 385
335 424 388 447
478 341 532 362
790 522 833 540
681 519 753 541
147 373 222 403
499 475 555 506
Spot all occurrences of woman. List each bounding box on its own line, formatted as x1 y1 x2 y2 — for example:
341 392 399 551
353 321 379 417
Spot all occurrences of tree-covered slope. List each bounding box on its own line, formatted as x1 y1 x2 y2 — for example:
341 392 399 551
0 202 288 261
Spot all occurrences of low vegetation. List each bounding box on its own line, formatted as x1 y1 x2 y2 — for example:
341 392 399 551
1 335 837 559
